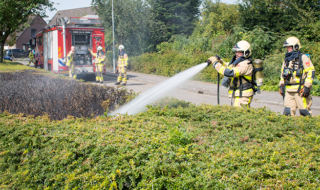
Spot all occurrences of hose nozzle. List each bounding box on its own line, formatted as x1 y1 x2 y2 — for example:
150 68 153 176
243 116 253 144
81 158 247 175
206 55 221 67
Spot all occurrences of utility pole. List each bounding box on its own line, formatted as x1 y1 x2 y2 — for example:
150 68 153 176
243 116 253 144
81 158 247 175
112 0 115 73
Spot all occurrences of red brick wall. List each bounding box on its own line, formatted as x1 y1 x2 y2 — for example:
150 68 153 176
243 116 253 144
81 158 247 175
16 15 46 50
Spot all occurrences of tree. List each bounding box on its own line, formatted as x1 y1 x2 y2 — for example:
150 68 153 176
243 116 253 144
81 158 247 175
197 0 240 38
238 0 320 34
92 0 154 55
149 0 201 41
0 0 55 63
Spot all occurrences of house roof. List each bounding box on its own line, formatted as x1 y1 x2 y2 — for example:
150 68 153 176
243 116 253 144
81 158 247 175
15 15 37 39
47 7 96 27
7 15 45 43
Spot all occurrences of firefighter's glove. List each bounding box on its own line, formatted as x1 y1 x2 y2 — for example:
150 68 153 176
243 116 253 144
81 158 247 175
221 76 230 89
279 84 285 96
300 86 310 97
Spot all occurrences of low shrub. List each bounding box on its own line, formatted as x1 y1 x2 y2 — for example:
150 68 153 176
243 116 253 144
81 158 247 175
0 105 319 189
0 70 135 120
151 97 191 109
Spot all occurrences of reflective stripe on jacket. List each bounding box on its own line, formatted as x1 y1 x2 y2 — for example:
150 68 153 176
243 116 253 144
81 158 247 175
215 59 254 97
279 54 315 92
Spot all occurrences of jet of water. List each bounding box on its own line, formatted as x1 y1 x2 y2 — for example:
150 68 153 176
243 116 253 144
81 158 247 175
110 62 208 115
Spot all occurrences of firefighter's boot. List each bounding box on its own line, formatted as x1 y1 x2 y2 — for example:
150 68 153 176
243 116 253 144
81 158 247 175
121 77 127 86
115 77 122 85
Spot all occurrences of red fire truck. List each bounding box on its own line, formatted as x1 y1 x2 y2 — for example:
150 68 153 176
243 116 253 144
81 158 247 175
35 15 106 76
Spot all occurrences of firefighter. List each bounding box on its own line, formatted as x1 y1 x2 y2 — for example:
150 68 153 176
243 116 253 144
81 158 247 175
66 46 77 79
88 46 105 83
209 40 254 107
279 37 315 116
115 45 128 86
27 47 34 66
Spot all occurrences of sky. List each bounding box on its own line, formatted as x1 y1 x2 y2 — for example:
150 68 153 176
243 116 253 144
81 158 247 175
45 0 237 22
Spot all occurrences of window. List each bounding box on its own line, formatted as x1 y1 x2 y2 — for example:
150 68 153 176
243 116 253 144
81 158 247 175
37 36 42 46
31 29 36 38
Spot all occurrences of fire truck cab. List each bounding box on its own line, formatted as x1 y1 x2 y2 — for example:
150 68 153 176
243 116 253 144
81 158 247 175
35 15 105 77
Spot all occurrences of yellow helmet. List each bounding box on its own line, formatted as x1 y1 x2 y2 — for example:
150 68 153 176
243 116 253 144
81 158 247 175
232 40 251 58
283 36 301 51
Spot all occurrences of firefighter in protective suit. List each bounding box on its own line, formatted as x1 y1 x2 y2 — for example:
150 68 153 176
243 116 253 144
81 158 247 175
89 46 105 83
209 40 254 107
115 45 128 86
27 47 34 66
66 46 76 79
279 37 315 116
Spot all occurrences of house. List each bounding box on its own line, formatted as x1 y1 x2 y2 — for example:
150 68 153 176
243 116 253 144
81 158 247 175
46 7 96 27
5 15 47 50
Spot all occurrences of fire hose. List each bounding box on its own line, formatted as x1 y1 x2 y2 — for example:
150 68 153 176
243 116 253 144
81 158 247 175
206 55 221 105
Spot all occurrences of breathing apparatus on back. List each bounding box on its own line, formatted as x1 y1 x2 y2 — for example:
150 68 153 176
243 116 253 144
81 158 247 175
207 40 264 104
252 59 264 94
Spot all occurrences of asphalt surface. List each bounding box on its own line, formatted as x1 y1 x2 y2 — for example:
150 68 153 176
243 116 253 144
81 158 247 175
21 61 320 115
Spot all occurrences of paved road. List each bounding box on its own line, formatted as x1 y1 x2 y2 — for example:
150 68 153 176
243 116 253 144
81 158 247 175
21 62 320 115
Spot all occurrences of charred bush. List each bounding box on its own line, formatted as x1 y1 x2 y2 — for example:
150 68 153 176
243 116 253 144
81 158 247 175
0 70 133 120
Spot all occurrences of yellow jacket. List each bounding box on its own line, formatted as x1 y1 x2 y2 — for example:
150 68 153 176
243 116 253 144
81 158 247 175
118 56 128 67
279 54 315 92
90 50 105 65
215 60 254 97
66 51 75 67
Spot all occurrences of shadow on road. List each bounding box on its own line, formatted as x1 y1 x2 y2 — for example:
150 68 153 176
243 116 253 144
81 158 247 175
126 83 147 86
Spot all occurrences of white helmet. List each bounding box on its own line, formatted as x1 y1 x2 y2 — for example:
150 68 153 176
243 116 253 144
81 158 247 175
232 40 251 58
283 36 301 51
28 47 31 51
118 45 124 50
97 46 103 51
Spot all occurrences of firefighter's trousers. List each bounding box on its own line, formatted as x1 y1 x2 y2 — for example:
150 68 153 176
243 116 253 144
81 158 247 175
117 66 127 84
284 91 313 116
232 96 253 108
28 57 34 66
95 64 104 82
69 63 77 79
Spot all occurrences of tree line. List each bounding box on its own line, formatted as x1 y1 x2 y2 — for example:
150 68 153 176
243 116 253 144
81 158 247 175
91 0 320 57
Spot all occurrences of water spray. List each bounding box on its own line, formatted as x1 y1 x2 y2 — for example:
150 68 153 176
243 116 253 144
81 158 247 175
110 63 209 116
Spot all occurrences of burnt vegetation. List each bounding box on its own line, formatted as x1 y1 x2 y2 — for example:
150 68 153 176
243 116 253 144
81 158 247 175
0 70 133 120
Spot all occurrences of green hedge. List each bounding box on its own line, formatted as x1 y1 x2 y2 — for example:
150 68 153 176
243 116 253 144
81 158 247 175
1 104 319 189
129 51 222 83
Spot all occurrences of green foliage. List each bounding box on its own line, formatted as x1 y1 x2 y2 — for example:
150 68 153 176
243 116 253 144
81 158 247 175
0 0 55 63
212 26 276 59
1 105 320 189
129 50 220 82
199 0 240 38
0 60 39 71
92 0 152 56
150 0 201 38
151 97 191 109
156 34 211 54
